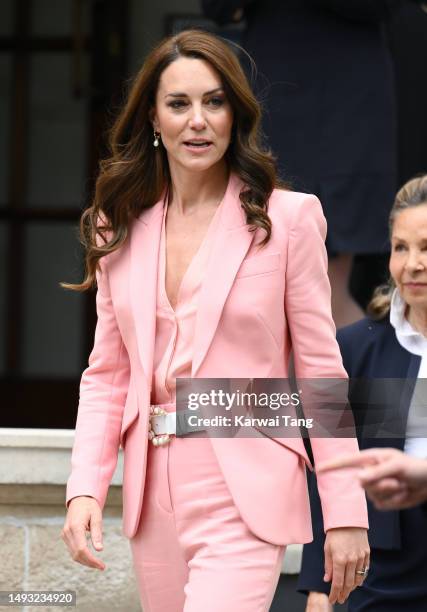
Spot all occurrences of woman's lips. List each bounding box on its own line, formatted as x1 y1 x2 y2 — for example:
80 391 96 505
403 282 427 289
183 140 213 152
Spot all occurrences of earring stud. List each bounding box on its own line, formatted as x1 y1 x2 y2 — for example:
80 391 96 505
153 130 160 147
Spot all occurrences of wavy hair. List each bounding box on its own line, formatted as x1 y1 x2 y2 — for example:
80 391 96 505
63 29 283 291
367 174 427 319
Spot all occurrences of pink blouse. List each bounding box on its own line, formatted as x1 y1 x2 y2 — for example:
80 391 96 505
151 199 223 406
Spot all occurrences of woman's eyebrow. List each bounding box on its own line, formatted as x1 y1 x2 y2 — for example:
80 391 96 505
164 87 224 99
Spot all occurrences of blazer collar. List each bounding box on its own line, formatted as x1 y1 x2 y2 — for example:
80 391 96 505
130 204 163 385
358 320 421 452
192 173 254 375
129 172 255 385
217 172 248 229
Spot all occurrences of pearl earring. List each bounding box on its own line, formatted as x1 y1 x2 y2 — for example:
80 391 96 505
153 130 160 147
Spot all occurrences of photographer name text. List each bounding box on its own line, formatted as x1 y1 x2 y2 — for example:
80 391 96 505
187 414 313 429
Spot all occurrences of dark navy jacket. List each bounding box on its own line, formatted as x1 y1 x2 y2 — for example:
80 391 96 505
297 317 422 595
202 0 398 253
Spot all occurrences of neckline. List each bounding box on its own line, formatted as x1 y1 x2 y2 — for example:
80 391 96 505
161 198 223 314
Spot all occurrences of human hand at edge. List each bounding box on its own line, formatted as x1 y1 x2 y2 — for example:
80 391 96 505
317 448 427 510
61 496 106 570
306 591 333 612
324 527 370 605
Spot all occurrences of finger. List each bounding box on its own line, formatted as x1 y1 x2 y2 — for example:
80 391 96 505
339 558 357 604
399 488 427 508
306 591 331 612
366 480 408 500
329 559 345 604
373 488 411 511
61 526 74 555
317 450 384 473
358 458 401 484
354 558 368 588
353 552 370 591
363 477 404 499
73 544 106 570
364 551 370 580
364 478 409 499
70 525 105 570
317 454 368 473
90 515 104 551
324 547 333 583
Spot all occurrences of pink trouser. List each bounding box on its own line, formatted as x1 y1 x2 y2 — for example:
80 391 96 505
130 430 285 611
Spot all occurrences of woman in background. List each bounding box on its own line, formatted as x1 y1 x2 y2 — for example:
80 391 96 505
299 175 427 611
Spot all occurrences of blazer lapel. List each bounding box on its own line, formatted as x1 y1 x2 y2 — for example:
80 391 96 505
130 198 164 387
192 174 255 376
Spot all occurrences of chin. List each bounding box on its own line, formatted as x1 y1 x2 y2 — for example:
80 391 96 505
180 158 220 173
403 293 427 309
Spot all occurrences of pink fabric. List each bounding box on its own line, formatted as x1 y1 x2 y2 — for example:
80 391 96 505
135 202 284 610
152 199 222 406
66 173 369 543
130 436 285 612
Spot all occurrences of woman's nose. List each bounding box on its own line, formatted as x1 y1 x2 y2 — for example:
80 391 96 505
188 106 207 130
405 250 424 272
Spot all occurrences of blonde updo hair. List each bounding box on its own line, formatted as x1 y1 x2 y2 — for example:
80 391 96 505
367 175 427 320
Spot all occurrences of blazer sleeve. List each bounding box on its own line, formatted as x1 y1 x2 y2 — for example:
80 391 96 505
66 256 131 510
297 472 330 596
297 326 366 596
284 195 368 531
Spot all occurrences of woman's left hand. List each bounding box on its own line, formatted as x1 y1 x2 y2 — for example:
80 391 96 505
323 527 370 605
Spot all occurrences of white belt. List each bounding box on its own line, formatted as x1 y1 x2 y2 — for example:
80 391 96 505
151 412 177 435
149 406 206 446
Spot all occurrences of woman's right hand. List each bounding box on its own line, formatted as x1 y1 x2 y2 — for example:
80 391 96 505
61 496 106 570
306 591 333 612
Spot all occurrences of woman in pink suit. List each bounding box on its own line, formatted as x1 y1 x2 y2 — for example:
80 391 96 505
61 30 369 611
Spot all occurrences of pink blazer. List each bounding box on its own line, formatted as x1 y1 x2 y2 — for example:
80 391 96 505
66 173 368 544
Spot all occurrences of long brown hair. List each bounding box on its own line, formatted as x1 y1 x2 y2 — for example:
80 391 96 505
63 29 282 292
367 174 427 319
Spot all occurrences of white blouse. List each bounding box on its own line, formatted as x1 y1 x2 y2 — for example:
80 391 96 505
389 289 427 458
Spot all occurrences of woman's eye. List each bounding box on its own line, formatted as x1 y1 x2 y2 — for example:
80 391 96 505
393 244 405 252
207 97 224 107
168 100 187 109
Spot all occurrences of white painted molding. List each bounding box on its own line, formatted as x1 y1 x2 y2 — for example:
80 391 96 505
0 428 123 486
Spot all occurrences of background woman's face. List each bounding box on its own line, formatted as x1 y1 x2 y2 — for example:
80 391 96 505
152 57 233 175
389 204 427 311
